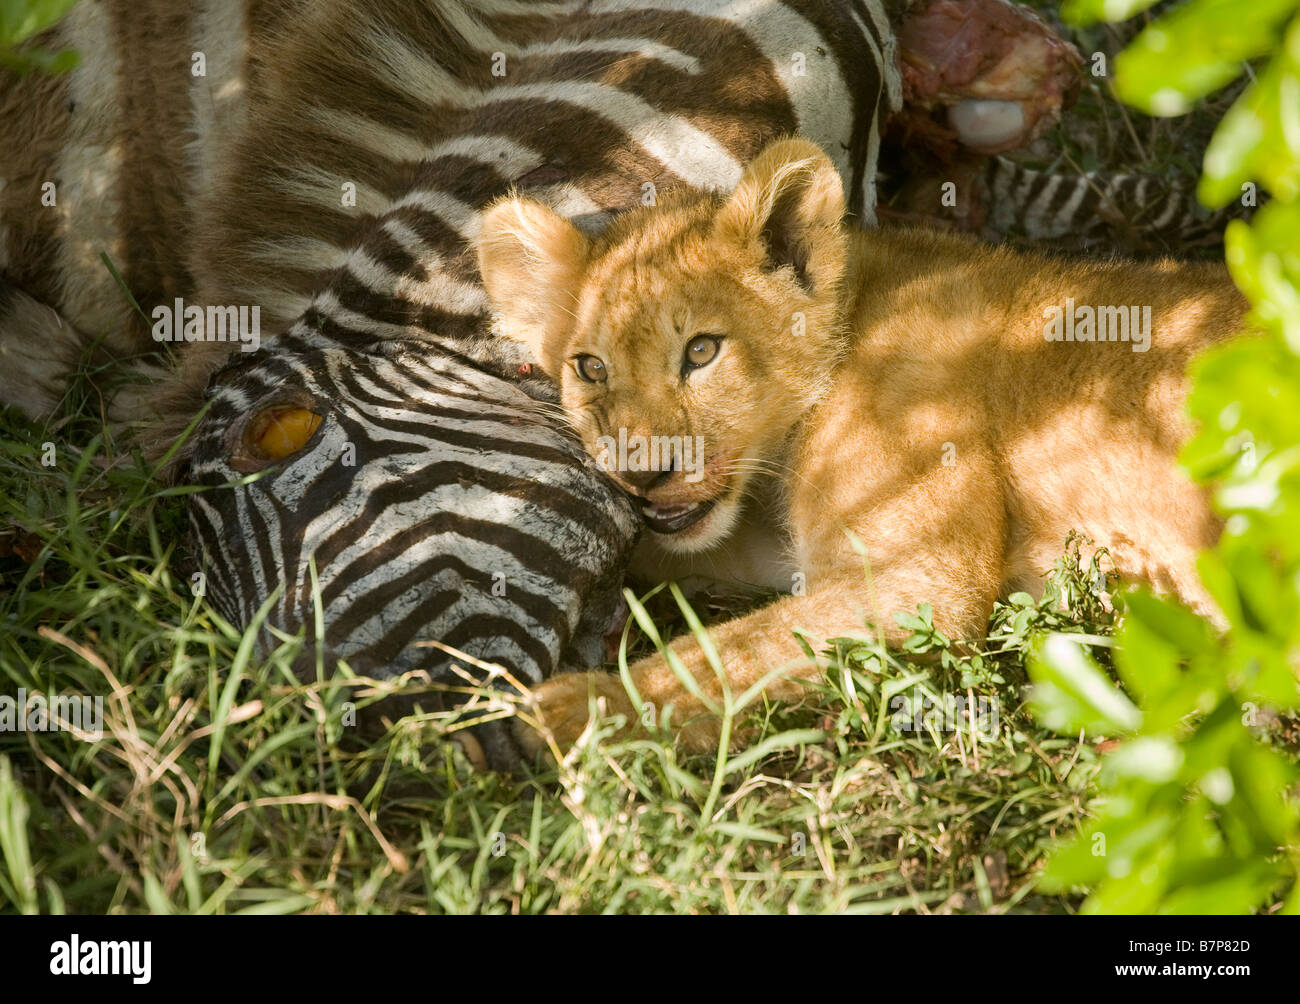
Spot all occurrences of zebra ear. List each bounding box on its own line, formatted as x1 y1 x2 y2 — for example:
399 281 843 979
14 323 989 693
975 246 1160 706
476 196 590 374
713 138 845 294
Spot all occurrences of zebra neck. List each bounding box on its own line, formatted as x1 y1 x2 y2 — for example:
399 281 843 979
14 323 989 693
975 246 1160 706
289 291 559 404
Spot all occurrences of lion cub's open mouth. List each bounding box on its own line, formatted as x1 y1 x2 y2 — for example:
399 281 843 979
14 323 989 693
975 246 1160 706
640 497 718 534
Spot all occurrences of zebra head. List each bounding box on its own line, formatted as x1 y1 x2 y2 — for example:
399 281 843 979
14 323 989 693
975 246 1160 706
184 324 640 768
157 0 912 770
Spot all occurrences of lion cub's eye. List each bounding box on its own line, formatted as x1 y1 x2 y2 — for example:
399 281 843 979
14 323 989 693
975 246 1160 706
575 355 607 382
683 335 721 373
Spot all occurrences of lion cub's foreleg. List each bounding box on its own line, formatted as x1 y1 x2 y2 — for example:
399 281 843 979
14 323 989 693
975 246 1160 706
516 441 1007 757
515 578 874 757
515 567 998 757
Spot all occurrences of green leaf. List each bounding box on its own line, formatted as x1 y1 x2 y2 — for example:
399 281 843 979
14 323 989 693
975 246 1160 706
1113 590 1210 706
1157 864 1282 914
721 729 827 776
1029 633 1143 736
1200 16 1300 205
0 0 79 45
1112 0 1298 116
1061 0 1163 29
1040 802 1176 892
1229 740 1300 846
0 44 78 73
1223 204 1300 352
0 757 38 915
1100 736 1184 784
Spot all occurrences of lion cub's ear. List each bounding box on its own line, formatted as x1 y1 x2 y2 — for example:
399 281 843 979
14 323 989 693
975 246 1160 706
476 197 590 376
713 138 846 294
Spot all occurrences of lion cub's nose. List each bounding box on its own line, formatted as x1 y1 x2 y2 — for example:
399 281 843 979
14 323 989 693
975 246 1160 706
620 467 674 494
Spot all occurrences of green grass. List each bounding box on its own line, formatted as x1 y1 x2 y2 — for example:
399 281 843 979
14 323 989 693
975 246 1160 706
0 389 1124 913
1 0 1289 916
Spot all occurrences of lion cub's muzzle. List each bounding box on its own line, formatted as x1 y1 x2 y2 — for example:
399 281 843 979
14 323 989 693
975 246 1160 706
613 465 725 534
640 497 719 534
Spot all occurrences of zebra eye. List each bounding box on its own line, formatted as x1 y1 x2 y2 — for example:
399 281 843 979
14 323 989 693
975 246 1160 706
227 391 325 473
575 355 607 382
683 335 721 372
246 406 323 461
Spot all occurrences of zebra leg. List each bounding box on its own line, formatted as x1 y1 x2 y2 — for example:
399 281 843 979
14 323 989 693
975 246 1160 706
0 280 87 419
884 156 1252 254
977 158 1252 253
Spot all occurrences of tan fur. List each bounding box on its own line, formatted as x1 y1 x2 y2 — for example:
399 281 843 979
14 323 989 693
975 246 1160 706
476 137 1248 756
0 286 85 415
0 0 261 421
0 41 82 417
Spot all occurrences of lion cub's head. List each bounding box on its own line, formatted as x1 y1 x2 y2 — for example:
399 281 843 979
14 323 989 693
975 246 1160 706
476 139 850 552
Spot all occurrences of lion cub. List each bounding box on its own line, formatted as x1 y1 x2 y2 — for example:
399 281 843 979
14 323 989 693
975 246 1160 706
476 137 1247 755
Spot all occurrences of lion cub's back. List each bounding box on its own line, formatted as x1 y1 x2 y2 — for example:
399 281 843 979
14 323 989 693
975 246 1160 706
992 253 1245 449
989 252 1244 606
829 227 1245 609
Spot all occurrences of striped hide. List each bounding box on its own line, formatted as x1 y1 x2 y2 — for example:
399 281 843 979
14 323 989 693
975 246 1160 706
2 0 907 766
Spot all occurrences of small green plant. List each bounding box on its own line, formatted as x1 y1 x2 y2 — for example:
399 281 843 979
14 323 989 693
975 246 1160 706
1031 0 1300 913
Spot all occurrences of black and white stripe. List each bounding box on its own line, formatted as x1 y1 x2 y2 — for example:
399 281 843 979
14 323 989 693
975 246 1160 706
980 156 1253 253
190 336 637 678
177 0 902 765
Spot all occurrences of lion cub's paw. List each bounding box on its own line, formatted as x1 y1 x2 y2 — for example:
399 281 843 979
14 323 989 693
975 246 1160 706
513 671 638 761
